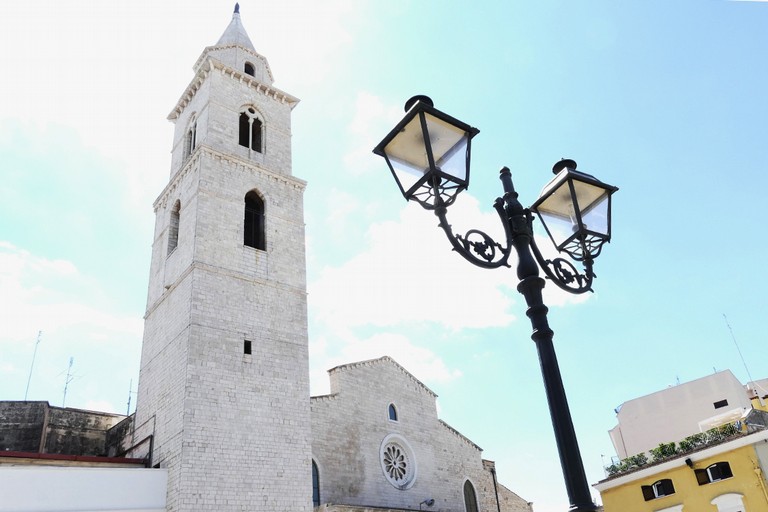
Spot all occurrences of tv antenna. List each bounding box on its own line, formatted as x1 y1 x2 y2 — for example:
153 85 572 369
723 314 756 385
126 379 138 415
24 331 42 401
62 357 75 407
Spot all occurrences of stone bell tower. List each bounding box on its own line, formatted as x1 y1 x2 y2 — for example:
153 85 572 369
134 5 312 511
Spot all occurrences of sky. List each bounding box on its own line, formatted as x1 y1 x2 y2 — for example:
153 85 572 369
1 1 767 511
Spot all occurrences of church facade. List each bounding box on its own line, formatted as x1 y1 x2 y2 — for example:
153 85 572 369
311 357 532 512
0 6 533 512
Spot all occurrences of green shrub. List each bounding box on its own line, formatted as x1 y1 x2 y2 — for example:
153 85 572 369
649 442 678 462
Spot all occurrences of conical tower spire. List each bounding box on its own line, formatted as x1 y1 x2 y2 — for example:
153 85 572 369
187 4 274 87
215 3 255 51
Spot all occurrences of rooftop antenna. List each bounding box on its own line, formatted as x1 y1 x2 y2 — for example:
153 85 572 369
723 314 755 383
62 357 75 407
24 331 42 401
126 379 137 415
723 314 764 406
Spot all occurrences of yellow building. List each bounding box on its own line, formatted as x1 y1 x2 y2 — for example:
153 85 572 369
595 423 768 511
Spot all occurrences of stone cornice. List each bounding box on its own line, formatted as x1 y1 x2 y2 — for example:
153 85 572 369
193 44 272 82
310 393 339 403
168 57 298 121
153 145 306 212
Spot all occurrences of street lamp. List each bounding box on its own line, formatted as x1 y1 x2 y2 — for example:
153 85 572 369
373 96 618 512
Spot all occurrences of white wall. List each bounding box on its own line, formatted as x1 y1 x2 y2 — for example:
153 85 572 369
0 466 167 512
610 370 751 458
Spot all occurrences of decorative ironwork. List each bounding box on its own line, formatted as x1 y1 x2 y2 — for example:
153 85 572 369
432 172 595 293
410 177 463 211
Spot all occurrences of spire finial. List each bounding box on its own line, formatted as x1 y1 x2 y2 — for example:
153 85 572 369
234 3 240 14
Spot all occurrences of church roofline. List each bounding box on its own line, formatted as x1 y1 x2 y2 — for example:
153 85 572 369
327 356 438 399
168 57 297 122
439 419 482 452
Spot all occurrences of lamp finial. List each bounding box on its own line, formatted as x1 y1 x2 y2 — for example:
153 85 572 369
552 158 577 174
404 95 434 112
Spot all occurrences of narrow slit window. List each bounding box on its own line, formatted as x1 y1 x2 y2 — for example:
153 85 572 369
244 340 252 355
244 62 255 76
167 200 180 255
184 122 197 158
312 460 320 507
244 191 265 250
388 403 398 421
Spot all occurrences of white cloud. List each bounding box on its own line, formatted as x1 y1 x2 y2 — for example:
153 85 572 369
0 242 143 344
310 191 591 334
343 92 406 176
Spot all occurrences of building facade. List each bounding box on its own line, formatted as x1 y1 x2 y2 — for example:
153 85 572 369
596 372 768 511
609 371 758 460
310 357 533 512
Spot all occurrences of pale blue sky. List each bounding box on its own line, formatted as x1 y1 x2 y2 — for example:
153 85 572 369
1 2 767 511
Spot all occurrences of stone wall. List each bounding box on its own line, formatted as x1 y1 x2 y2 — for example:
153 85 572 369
0 401 46 452
0 401 126 457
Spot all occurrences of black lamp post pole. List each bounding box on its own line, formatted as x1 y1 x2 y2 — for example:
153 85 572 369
499 168 597 512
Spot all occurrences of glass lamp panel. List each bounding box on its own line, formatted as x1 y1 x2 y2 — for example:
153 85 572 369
580 193 610 237
536 180 579 225
570 179 609 220
538 209 579 249
383 115 431 196
423 112 471 184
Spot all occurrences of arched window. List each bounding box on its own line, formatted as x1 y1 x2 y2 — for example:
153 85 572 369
168 200 180 255
238 107 262 152
696 461 733 485
388 403 398 421
312 460 320 507
244 62 255 76
463 480 478 512
642 479 675 501
244 191 265 250
711 492 745 512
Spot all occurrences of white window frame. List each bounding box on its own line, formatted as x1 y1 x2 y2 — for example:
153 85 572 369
711 493 745 512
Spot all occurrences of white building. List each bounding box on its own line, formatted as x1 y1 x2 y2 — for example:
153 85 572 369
609 370 766 459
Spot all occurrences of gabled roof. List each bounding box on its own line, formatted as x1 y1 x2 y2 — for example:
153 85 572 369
326 356 438 398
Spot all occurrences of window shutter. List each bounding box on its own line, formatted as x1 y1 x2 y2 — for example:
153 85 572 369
695 468 710 485
660 479 675 496
641 485 655 501
718 462 733 479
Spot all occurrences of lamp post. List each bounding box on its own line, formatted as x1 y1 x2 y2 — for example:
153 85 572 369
373 96 618 512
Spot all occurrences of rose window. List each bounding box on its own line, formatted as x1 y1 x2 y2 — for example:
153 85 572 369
383 444 408 481
379 434 416 489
